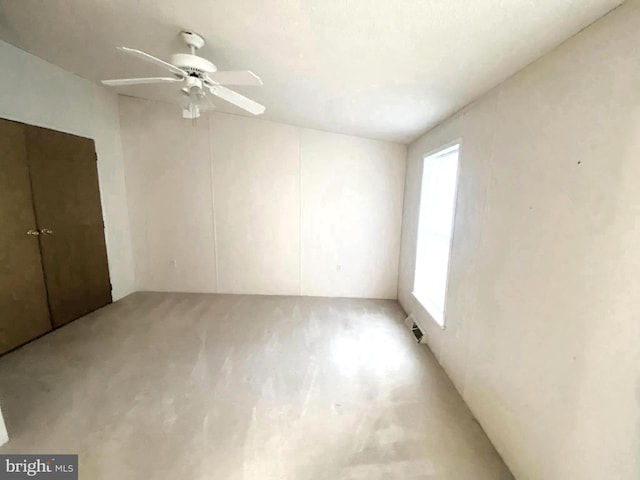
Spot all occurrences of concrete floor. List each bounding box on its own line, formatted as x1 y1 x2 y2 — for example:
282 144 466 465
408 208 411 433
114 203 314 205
0 292 512 479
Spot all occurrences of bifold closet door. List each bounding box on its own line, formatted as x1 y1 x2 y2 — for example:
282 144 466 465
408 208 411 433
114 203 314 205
0 119 52 353
25 126 112 328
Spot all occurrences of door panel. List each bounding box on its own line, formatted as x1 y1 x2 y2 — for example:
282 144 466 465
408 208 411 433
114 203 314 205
25 126 112 327
0 119 52 353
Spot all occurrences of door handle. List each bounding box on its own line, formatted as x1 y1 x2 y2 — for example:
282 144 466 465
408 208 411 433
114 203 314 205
41 228 54 235
27 229 40 236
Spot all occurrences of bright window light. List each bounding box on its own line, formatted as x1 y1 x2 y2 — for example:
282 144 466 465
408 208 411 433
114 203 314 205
413 143 460 327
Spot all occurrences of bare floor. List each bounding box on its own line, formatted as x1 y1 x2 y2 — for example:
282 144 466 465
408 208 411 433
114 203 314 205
0 293 512 479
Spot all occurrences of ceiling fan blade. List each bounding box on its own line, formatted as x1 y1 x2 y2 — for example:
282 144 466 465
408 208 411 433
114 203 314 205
117 46 187 77
102 77 184 86
208 85 265 115
206 70 263 86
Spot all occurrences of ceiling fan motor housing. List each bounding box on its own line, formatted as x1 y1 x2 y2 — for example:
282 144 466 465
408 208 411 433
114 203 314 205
171 53 217 75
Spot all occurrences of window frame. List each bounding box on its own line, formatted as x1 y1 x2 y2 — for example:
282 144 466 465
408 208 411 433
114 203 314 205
412 140 462 329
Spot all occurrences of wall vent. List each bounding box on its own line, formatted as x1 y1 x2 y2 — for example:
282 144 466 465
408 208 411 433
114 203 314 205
405 314 426 344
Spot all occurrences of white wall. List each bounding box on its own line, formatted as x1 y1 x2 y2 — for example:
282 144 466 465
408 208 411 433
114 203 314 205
0 406 7 446
0 40 135 301
119 97 406 298
398 2 640 479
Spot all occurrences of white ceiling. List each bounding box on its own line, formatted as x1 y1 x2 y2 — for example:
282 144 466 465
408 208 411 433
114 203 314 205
0 0 622 143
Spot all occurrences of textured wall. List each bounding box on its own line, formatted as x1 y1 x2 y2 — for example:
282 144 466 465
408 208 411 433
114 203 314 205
398 2 640 479
119 97 406 298
0 40 135 301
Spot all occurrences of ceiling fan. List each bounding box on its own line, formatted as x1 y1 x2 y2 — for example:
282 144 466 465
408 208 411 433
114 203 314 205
102 31 265 119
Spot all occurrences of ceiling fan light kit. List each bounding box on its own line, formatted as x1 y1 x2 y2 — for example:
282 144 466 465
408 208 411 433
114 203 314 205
101 30 265 119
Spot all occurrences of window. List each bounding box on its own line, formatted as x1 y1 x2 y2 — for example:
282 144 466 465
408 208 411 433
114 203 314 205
413 143 460 327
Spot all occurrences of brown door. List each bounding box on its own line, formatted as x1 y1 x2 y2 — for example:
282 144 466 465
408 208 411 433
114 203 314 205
0 119 52 353
25 126 112 328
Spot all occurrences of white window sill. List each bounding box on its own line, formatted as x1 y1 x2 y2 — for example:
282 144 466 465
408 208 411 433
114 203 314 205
411 291 446 329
